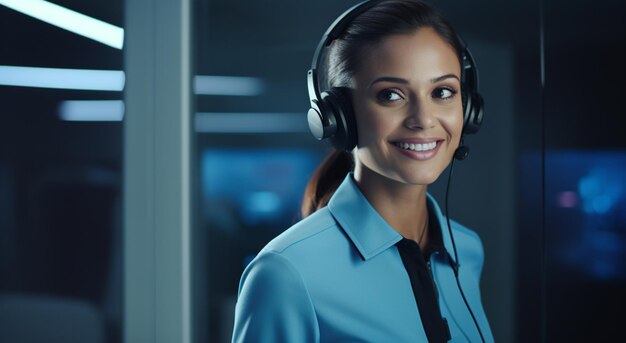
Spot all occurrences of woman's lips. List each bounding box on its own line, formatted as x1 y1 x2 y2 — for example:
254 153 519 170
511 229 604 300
391 139 443 161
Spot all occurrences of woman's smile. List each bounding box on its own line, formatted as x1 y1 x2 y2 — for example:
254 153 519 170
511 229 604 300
390 138 444 160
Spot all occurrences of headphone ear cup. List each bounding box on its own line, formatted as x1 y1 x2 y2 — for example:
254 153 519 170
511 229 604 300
322 87 357 151
471 92 484 132
462 88 470 129
462 91 483 135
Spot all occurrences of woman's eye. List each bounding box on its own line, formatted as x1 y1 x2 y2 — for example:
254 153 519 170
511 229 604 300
377 89 404 103
433 87 457 100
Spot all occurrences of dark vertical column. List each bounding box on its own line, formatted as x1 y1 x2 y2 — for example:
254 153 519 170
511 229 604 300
514 1 545 342
543 0 626 341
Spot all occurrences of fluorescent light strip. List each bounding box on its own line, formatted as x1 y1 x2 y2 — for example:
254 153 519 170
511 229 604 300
58 105 308 127
195 112 308 133
194 75 265 96
0 66 267 96
0 65 125 91
59 100 124 121
0 0 124 49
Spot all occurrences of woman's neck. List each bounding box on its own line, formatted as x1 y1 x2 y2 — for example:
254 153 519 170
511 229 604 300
353 164 429 245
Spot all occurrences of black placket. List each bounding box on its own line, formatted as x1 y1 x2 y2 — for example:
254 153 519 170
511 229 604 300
396 238 451 342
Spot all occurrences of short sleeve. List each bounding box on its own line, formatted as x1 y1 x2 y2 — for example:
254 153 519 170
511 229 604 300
231 251 320 343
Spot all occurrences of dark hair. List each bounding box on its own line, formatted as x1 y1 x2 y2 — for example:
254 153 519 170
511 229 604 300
301 150 353 217
301 0 463 217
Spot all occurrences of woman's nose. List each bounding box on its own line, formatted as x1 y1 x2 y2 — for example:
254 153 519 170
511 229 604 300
404 99 436 130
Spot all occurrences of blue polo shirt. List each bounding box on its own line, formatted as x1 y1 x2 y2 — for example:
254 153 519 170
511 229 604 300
232 174 494 342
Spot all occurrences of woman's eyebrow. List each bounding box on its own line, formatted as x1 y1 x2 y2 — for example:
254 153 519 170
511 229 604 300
430 73 460 83
368 76 409 88
368 73 460 88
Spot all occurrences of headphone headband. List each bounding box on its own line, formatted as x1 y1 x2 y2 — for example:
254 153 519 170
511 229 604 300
308 0 380 107
310 0 381 72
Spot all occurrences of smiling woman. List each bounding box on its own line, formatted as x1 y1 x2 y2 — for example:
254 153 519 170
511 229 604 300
232 1 492 342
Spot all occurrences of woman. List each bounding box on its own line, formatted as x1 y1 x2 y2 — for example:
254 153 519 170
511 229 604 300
232 0 493 342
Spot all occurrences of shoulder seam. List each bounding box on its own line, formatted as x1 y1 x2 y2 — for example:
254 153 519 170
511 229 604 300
267 221 338 254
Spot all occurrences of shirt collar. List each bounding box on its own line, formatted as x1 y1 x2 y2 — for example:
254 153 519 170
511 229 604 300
327 173 455 261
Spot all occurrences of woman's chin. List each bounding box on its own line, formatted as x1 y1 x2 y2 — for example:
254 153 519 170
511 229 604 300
379 170 442 187
401 175 440 186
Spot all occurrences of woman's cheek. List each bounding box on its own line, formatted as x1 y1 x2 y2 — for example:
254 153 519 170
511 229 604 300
356 109 382 145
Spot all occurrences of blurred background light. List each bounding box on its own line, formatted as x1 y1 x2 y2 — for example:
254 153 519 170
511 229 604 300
578 167 624 215
557 191 578 208
201 148 320 228
241 191 282 224
0 66 264 98
0 65 125 91
0 0 124 49
58 100 124 121
195 112 308 133
193 75 265 96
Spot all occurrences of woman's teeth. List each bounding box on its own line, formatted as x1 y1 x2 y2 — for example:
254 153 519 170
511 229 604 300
395 141 437 152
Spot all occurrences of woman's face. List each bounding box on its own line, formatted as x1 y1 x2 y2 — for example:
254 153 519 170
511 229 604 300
351 27 463 186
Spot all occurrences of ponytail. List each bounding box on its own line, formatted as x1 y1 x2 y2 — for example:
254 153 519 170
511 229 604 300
301 150 354 218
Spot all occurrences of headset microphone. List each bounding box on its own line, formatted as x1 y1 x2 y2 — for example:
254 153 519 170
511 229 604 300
454 145 470 161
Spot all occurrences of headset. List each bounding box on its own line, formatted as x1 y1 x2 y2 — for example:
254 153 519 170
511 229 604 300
306 0 484 153
306 1 487 342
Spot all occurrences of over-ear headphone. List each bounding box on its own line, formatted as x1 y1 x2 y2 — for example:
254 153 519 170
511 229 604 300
306 0 484 152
